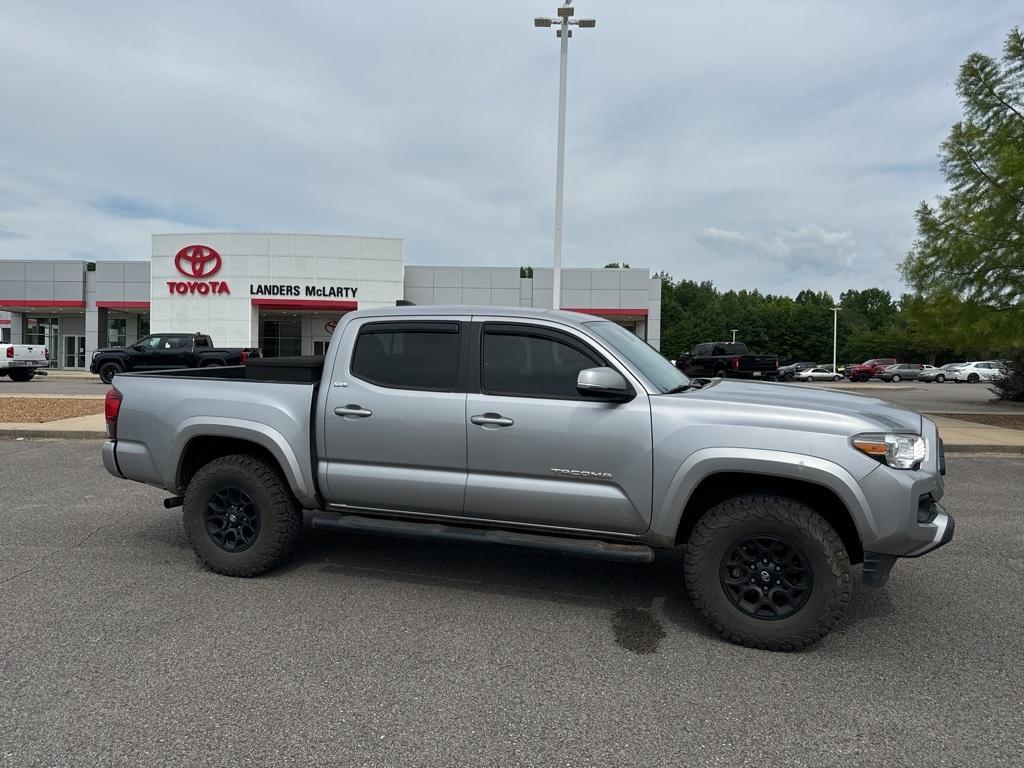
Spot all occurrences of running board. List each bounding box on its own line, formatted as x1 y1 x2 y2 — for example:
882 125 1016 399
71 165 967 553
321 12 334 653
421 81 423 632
309 513 655 563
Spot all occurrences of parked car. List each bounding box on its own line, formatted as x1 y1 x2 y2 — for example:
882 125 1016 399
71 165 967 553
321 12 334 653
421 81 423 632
878 363 927 382
102 306 953 651
777 361 817 381
675 341 778 380
90 333 260 384
845 358 898 382
0 342 49 381
792 367 843 382
919 363 964 383
950 361 1007 383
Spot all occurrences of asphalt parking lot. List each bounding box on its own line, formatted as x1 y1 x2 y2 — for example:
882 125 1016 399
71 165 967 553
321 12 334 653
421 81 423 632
2 441 1022 767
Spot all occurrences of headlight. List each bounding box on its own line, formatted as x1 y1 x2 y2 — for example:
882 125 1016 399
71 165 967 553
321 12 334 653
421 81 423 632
852 433 927 469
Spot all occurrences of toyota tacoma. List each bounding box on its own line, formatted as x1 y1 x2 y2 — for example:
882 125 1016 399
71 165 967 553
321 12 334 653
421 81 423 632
102 307 953 651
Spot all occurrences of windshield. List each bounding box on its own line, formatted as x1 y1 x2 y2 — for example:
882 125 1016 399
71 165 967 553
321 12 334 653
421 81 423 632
584 321 691 393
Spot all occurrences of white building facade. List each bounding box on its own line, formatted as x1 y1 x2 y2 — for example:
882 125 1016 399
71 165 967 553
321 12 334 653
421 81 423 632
0 232 662 367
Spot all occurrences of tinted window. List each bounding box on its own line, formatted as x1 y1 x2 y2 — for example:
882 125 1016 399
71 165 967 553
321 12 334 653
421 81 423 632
483 329 600 399
695 344 713 356
163 336 190 349
586 320 689 393
352 323 461 391
195 336 211 348
136 336 163 350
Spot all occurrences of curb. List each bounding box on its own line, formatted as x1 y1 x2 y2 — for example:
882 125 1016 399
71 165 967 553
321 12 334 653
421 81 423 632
1 430 107 439
943 444 1024 456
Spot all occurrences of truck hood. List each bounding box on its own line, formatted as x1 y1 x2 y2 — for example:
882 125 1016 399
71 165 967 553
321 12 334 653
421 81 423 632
672 379 922 435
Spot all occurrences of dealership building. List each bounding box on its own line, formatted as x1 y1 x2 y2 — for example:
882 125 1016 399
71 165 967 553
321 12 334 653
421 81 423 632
0 232 662 368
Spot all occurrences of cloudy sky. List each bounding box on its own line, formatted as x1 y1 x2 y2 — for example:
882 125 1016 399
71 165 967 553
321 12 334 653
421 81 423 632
0 1 1019 298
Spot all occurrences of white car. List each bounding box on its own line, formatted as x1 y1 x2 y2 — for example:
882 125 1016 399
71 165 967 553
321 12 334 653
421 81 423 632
951 361 1006 383
793 367 843 382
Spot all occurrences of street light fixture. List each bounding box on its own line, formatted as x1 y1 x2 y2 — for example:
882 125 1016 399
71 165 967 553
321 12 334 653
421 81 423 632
534 1 596 310
731 329 739 343
831 307 841 373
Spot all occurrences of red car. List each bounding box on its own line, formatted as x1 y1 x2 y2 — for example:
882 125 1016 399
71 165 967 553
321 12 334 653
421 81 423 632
845 358 897 382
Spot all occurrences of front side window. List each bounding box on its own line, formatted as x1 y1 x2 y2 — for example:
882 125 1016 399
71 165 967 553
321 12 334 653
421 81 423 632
585 320 690 394
163 336 190 349
351 322 461 391
482 328 600 399
136 336 163 350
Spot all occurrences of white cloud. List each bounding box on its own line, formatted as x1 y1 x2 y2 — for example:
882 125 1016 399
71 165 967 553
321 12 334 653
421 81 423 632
694 225 856 274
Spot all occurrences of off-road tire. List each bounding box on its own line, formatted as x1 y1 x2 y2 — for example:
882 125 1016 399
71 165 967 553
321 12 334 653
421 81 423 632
8 368 35 382
183 454 302 577
98 361 122 384
685 494 852 651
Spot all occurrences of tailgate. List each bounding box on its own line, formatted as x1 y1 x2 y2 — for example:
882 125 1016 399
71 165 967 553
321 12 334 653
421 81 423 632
743 355 777 372
8 345 48 364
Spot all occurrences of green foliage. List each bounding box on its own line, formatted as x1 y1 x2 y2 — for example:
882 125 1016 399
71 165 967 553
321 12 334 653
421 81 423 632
604 262 631 268
900 27 1024 351
519 266 534 278
655 275 976 365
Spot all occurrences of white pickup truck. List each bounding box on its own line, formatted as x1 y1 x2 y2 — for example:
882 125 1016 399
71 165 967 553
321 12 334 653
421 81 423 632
0 342 49 381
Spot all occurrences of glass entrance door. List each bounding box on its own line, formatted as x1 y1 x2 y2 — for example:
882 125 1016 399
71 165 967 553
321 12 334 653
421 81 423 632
26 316 59 368
63 335 86 368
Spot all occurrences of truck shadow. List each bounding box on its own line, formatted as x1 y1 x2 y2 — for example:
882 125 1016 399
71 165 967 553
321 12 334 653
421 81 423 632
282 525 888 651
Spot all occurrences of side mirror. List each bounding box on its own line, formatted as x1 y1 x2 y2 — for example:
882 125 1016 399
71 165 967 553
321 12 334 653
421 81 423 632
577 367 631 400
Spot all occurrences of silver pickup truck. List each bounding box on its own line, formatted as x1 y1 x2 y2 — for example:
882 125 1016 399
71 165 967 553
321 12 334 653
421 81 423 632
103 306 954 650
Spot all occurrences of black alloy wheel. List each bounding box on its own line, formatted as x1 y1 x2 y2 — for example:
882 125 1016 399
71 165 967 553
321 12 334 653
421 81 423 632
720 534 814 620
99 362 121 384
204 485 260 552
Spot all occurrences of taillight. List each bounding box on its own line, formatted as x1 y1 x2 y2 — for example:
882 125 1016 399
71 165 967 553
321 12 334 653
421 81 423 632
731 356 741 370
5 346 12 358
240 350 249 363
105 388 123 439
44 348 49 360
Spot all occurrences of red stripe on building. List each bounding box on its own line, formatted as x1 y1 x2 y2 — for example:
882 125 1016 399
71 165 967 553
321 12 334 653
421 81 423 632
563 307 649 316
96 301 151 309
0 300 87 308
0 319 10 325
251 299 358 312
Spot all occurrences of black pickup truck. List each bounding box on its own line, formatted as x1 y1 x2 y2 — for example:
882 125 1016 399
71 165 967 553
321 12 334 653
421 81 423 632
90 333 259 384
675 341 778 380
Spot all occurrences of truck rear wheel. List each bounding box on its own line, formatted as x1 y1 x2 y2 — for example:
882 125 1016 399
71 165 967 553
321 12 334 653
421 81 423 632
98 361 122 384
8 369 35 382
182 454 302 577
684 494 852 651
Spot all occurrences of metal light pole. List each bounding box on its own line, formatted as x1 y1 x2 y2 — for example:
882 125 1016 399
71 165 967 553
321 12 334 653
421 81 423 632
535 4 596 310
731 329 738 343
831 307 841 372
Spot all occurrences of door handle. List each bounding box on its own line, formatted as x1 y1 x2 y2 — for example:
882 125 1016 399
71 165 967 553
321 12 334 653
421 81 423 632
335 405 372 418
470 413 514 428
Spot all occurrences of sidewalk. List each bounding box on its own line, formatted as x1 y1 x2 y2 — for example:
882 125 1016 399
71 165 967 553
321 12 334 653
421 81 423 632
0 413 106 438
929 415 1024 455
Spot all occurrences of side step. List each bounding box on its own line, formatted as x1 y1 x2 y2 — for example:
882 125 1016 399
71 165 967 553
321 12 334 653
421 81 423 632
309 513 655 563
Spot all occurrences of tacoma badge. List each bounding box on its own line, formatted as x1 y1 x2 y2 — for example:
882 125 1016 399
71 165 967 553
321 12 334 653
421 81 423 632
550 468 613 479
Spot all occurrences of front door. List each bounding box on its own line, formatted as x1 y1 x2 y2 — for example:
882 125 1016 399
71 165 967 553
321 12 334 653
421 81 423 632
464 322 654 534
62 335 86 369
320 317 470 516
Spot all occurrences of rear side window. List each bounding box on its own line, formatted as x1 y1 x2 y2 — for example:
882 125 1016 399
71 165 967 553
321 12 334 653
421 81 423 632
195 336 211 348
351 322 461 391
482 327 601 399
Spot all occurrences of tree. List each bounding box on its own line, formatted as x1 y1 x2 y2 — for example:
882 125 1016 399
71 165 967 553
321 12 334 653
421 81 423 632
900 27 1024 351
604 262 631 269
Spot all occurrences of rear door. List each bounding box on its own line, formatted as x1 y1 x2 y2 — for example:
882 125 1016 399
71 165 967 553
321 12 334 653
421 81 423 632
464 320 653 534
153 335 193 369
320 317 470 516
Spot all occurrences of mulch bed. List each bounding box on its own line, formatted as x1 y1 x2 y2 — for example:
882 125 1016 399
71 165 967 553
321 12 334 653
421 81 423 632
0 397 104 423
947 413 1024 431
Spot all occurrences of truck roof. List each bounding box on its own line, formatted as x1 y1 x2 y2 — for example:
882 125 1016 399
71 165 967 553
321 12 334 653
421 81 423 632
346 305 609 326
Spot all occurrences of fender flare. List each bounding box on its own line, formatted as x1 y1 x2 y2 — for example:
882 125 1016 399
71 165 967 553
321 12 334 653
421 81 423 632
653 447 877 544
168 417 314 502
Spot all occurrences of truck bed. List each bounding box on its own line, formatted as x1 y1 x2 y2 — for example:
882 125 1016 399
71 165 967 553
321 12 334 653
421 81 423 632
107 358 323 504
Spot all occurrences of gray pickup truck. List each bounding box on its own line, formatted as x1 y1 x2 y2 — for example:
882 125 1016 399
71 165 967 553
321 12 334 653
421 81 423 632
102 306 953 650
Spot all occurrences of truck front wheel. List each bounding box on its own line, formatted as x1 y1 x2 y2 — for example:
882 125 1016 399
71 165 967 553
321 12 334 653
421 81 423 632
684 494 852 651
182 454 302 577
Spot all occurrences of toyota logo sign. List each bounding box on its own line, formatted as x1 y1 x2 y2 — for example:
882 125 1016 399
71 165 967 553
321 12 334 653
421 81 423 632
174 245 222 278
325 320 338 334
